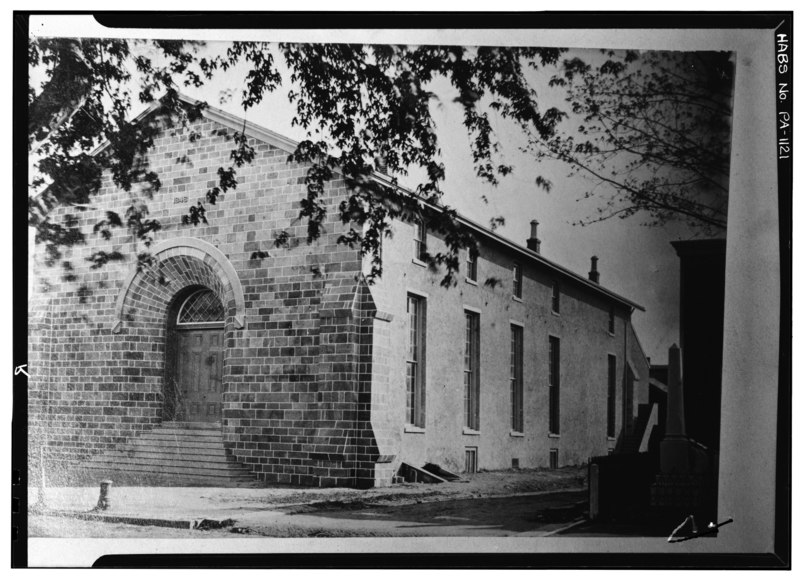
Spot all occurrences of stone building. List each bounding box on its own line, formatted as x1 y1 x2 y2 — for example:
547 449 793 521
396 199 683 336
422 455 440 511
29 95 650 488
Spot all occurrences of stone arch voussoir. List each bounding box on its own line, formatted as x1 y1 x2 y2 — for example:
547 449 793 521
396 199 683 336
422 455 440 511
112 237 245 333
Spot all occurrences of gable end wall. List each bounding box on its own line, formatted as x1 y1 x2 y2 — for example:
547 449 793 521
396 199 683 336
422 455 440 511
29 113 379 487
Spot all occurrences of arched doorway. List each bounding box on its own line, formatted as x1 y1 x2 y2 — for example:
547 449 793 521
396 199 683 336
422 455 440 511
165 287 225 424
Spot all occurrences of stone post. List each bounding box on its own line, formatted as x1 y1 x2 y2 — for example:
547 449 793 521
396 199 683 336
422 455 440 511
95 480 113 511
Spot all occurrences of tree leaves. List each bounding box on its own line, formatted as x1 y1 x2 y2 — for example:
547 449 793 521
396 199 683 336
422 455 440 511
33 39 567 289
29 37 214 283
31 37 729 298
181 202 208 226
537 50 732 232
86 250 125 269
272 42 569 283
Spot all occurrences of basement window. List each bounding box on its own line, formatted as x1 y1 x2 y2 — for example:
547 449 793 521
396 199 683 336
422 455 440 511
465 447 478 474
549 449 559 470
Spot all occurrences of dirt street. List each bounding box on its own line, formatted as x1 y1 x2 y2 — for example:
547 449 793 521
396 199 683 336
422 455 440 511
29 466 588 538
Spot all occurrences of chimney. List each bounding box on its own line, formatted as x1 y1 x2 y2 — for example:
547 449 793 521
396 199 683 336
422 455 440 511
526 220 541 253
589 256 600 283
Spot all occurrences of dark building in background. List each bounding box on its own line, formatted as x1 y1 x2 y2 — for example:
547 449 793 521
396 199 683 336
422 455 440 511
671 239 726 460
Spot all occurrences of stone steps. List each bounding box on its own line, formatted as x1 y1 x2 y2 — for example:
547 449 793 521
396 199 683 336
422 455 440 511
79 462 255 481
67 423 261 487
144 430 224 439
106 448 231 461
64 467 260 488
148 427 225 437
127 438 227 451
87 455 247 471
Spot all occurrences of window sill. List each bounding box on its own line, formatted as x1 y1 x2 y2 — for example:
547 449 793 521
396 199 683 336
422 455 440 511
607 436 616 442
509 431 525 438
548 433 561 439
404 425 426 434
551 310 560 317
511 295 523 303
462 427 481 436
411 258 427 268
608 331 616 337
464 277 478 286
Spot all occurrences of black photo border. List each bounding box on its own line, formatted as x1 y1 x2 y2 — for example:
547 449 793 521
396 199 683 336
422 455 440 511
12 10 791 569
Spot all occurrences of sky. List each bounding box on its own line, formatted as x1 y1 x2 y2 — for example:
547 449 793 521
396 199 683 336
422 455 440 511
28 18 733 364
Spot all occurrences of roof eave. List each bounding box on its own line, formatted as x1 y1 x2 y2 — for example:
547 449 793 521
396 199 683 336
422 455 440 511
87 93 645 312
371 172 645 312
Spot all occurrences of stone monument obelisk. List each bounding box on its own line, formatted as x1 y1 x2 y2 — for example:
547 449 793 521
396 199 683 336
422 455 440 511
659 344 690 473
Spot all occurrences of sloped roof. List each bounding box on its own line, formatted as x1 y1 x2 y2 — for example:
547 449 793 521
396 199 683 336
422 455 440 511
100 93 646 313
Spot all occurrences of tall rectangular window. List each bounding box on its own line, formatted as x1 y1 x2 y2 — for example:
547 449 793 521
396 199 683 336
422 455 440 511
608 306 615 334
510 324 524 432
512 263 522 298
413 219 426 260
466 249 477 281
607 354 617 437
548 336 560 434
552 281 560 313
464 310 480 430
406 294 426 426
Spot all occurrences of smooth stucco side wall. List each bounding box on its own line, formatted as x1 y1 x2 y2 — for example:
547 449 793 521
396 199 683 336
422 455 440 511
370 218 639 473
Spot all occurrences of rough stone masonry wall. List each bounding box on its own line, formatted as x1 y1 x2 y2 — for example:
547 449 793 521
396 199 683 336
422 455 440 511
29 110 380 487
28 294 55 482
358 252 402 485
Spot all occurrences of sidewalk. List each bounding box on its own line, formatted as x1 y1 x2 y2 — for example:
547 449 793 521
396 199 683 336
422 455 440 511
28 467 587 537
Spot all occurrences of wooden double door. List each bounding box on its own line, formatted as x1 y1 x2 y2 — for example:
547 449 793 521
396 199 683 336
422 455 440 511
176 327 223 423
